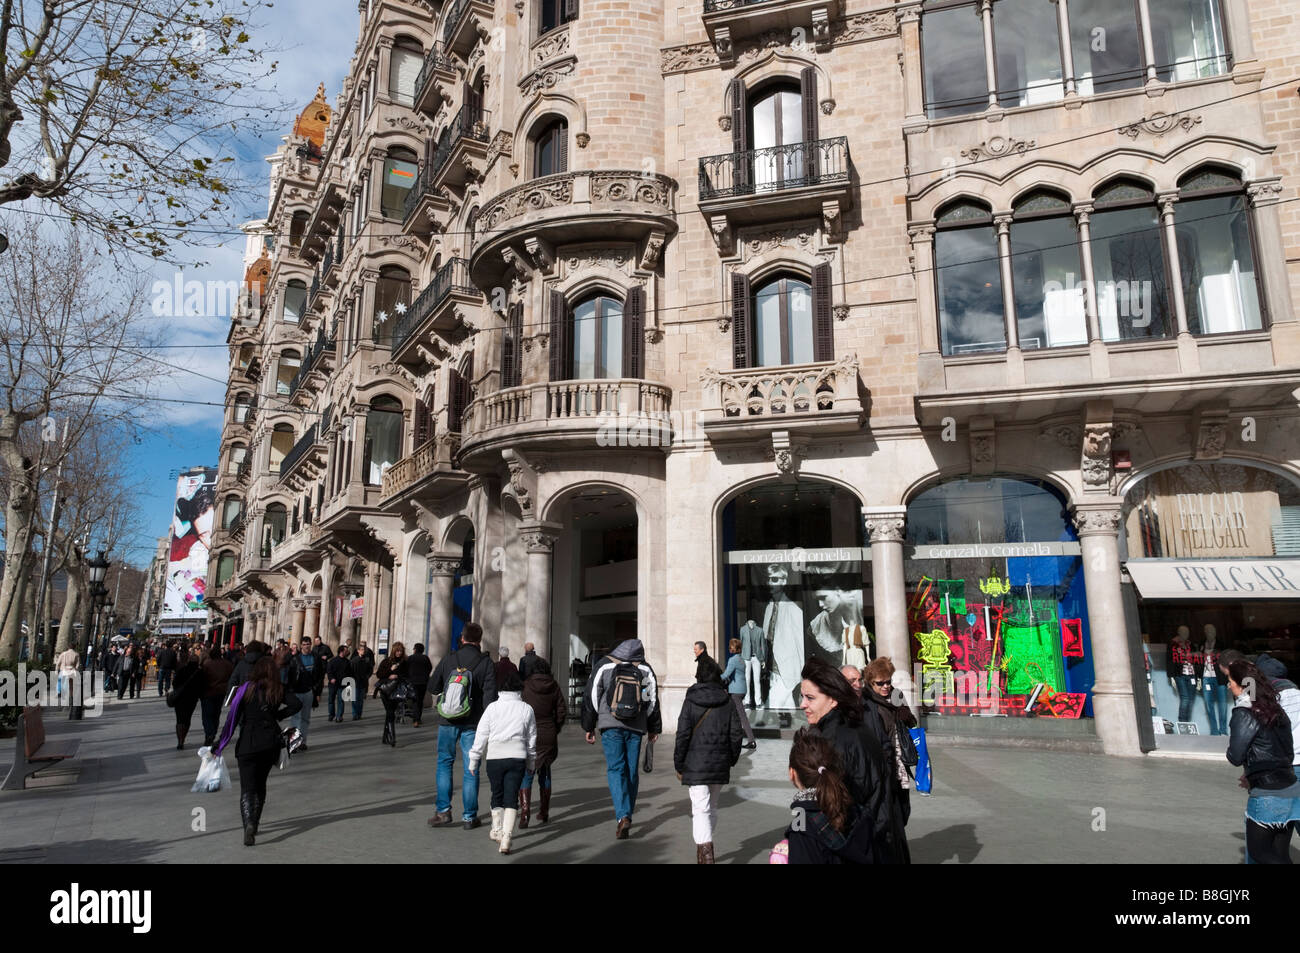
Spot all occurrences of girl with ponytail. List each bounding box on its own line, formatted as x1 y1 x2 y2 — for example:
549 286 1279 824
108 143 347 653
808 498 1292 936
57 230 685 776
769 727 875 864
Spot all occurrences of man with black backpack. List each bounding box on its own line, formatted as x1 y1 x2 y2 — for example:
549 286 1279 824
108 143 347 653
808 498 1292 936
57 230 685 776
427 622 497 830
581 638 661 840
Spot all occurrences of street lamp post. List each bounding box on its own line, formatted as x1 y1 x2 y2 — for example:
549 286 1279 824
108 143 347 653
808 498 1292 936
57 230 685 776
71 550 110 721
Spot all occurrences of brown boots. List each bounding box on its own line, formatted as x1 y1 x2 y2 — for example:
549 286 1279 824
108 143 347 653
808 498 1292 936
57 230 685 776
696 843 715 864
537 788 551 824
519 788 531 829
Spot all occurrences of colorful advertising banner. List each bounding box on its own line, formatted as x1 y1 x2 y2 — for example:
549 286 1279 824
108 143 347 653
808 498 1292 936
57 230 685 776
163 467 218 619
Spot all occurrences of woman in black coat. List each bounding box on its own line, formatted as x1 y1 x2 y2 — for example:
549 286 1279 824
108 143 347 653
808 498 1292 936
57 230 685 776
772 727 874 864
862 656 918 838
799 658 907 864
673 666 743 864
376 642 409 748
171 646 205 750
215 655 301 846
520 659 567 827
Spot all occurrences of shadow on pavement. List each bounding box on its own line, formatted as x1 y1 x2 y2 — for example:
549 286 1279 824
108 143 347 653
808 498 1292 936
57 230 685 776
909 822 982 864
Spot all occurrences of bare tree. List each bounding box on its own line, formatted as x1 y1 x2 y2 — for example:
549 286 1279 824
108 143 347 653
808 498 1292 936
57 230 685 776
0 0 281 259
0 216 167 660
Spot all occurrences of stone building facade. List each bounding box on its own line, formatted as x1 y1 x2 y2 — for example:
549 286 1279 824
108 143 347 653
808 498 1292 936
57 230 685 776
209 0 1300 755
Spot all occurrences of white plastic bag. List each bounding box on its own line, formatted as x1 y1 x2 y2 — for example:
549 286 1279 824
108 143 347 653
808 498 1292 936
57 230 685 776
192 745 231 793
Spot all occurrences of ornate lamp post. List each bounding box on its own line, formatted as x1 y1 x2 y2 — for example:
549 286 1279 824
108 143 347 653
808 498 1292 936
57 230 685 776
71 550 110 721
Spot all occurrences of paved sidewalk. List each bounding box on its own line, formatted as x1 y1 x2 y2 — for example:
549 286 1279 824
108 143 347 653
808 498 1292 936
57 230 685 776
0 693 1283 863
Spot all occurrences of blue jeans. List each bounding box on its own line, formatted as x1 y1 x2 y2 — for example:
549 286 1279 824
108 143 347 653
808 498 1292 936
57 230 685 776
1203 676 1228 735
328 684 345 721
436 724 480 820
600 728 642 821
351 694 365 719
522 765 552 791
1174 676 1196 722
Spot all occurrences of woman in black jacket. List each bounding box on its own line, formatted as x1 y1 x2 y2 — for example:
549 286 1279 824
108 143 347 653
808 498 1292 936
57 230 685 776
799 658 907 864
1226 659 1299 863
216 655 302 846
862 656 918 837
376 642 409 748
171 646 204 750
674 666 743 864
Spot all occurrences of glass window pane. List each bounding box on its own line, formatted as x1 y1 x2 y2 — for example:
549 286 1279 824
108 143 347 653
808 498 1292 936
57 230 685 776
1178 194 1262 335
788 280 814 364
906 476 1074 545
923 5 989 118
601 299 623 378
1148 0 1228 82
1011 215 1087 348
381 157 418 218
389 47 423 105
936 226 1006 355
754 281 784 367
573 298 597 379
367 409 402 484
994 0 1065 107
1069 0 1145 94
1089 205 1171 340
283 282 306 324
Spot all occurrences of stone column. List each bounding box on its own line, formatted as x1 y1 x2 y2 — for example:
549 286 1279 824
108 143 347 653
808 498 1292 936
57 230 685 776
978 0 998 109
994 214 1019 349
1074 201 1111 378
863 507 912 706
521 522 563 664
290 599 306 643
1136 0 1158 84
304 599 321 644
896 3 926 128
1246 178 1297 340
909 223 944 391
1051 0 1076 98
1072 502 1143 757
426 554 461 661
1157 192 1191 336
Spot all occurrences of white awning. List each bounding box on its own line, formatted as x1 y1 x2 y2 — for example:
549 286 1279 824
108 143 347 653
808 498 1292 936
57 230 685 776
1126 559 1300 600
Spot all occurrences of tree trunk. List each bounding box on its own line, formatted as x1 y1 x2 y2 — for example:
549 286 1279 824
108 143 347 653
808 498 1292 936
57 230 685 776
0 476 37 661
57 568 83 655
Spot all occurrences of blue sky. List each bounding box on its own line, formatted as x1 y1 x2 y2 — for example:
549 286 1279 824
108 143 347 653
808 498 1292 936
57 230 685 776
122 1 359 566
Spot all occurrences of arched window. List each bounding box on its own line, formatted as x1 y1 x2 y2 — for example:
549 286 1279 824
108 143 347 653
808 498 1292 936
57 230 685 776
365 395 403 485
1089 179 1170 341
269 423 295 471
265 503 288 549
388 37 424 106
283 279 307 324
276 350 301 395
381 147 419 218
374 266 411 344
288 210 309 248
233 393 252 424
935 199 1005 356
1176 167 1264 335
532 118 568 178
729 263 832 368
727 69 819 192
237 344 253 370
547 287 646 381
539 0 578 35
227 443 247 476
221 496 243 530
216 552 237 586
1010 190 1087 349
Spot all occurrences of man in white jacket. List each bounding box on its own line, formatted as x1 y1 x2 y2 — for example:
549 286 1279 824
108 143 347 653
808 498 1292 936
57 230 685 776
468 671 537 855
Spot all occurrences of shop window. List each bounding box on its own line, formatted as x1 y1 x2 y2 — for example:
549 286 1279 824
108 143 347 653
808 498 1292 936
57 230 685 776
935 199 1005 355
547 287 645 381
276 350 301 396
905 476 1093 718
1176 167 1263 335
365 395 403 486
381 147 418 218
283 279 307 324
1010 190 1087 349
1089 180 1171 341
540 0 578 35
388 37 424 106
269 423 295 470
532 118 568 178
921 2 988 118
1148 0 1229 82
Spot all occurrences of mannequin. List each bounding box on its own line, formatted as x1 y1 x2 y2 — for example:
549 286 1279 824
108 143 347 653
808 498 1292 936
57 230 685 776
738 619 765 709
1200 623 1227 735
1167 624 1198 723
762 564 805 710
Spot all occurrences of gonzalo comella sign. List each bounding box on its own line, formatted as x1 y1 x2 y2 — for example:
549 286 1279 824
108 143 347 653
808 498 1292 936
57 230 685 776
1125 559 1300 599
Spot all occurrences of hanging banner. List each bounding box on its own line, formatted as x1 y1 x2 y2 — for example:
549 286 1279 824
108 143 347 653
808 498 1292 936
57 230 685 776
1126 559 1300 599
350 597 365 620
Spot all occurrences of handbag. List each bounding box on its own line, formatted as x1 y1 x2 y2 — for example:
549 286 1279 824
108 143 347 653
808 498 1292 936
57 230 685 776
281 726 304 756
165 690 177 708
642 735 655 773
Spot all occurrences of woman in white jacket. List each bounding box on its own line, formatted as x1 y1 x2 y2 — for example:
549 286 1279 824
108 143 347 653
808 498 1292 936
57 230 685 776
468 670 537 854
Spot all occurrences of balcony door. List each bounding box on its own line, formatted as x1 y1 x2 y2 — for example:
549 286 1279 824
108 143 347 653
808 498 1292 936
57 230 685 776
733 68 819 193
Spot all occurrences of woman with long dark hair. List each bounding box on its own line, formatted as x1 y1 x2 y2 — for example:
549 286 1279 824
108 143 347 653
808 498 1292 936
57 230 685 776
1226 659 1299 863
799 658 907 863
770 727 873 864
376 642 409 747
170 645 204 750
215 655 302 846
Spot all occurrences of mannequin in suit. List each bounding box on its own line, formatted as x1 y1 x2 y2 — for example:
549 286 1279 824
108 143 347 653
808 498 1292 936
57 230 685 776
762 564 804 710
738 619 765 709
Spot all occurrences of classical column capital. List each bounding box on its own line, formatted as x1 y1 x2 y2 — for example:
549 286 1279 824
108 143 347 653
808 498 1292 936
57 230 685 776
520 521 563 554
1071 501 1123 537
862 506 907 544
1072 201 1094 224
427 552 462 577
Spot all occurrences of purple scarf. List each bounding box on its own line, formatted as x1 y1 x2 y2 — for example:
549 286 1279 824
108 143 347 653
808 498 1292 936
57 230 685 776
214 682 254 757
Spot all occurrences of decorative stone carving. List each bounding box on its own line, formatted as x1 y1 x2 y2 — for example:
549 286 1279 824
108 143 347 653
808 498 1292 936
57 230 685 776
591 173 672 206
969 428 995 476
377 234 423 250
575 132 590 148
519 58 577 98
742 223 817 257
1081 423 1113 489
1041 423 1078 448
811 7 831 47
521 530 557 553
524 236 555 274
713 26 733 63
644 327 664 345
428 555 462 576
486 130 514 167
716 316 732 334
709 215 732 253
564 248 633 276
864 514 906 544
960 136 1037 161
478 177 573 232
822 200 843 239
385 115 433 134
1246 178 1285 206
660 41 720 74
1072 507 1121 536
1192 407 1230 461
1118 111 1202 139
769 430 808 479
820 98 836 115
531 26 570 66
502 448 535 517
718 115 732 132
833 304 849 322
836 10 897 41
367 361 418 388
640 229 666 271
524 331 549 352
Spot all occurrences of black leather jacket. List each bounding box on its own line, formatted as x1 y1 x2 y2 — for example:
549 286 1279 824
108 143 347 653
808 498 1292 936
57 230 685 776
814 709 906 863
1227 704 1296 789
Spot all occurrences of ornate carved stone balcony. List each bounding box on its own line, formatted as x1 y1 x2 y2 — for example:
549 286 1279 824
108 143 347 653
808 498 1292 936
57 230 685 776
442 0 493 58
698 355 864 441
470 171 677 287
413 43 457 117
458 378 673 469
379 434 466 506
278 423 326 491
429 99 492 193
698 137 851 250
702 0 842 62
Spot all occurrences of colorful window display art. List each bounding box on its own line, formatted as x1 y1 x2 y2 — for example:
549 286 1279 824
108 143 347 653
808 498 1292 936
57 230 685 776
905 477 1095 718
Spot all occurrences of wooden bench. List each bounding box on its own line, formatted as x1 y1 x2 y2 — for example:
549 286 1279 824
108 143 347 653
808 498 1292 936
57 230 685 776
2 706 81 791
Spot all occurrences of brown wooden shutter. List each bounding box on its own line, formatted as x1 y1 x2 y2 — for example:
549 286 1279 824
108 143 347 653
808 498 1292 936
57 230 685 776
500 302 523 388
622 285 645 379
729 78 748 193
731 272 752 369
449 369 471 433
549 288 571 380
812 261 834 362
557 122 569 174
414 398 432 446
563 0 579 20
801 66 819 182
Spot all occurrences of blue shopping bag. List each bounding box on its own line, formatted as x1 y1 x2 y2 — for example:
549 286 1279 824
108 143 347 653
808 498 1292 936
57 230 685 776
909 726 932 795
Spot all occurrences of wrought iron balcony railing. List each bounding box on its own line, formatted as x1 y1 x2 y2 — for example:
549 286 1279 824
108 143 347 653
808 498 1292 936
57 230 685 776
441 0 470 46
429 99 490 180
415 43 455 109
278 423 318 479
698 136 849 201
392 258 477 353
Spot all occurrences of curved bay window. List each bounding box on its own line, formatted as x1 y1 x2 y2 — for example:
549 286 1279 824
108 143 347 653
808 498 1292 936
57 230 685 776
1176 167 1264 335
269 423 295 471
906 476 1094 718
1089 180 1171 341
381 147 418 219
283 279 307 324
373 266 411 345
935 199 1005 355
532 118 568 178
365 396 403 485
1010 191 1087 349
548 286 645 381
221 496 242 530
388 37 424 106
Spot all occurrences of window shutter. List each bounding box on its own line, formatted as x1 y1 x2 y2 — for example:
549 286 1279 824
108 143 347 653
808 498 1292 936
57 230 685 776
449 369 471 434
801 66 819 182
812 261 834 362
729 78 748 193
622 285 646 379
549 288 571 380
731 272 752 369
563 0 579 20
510 302 524 387
557 123 569 174
414 398 432 446
500 302 523 389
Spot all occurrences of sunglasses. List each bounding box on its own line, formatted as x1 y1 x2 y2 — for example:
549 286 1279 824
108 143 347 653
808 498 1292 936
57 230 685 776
872 680 891 687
